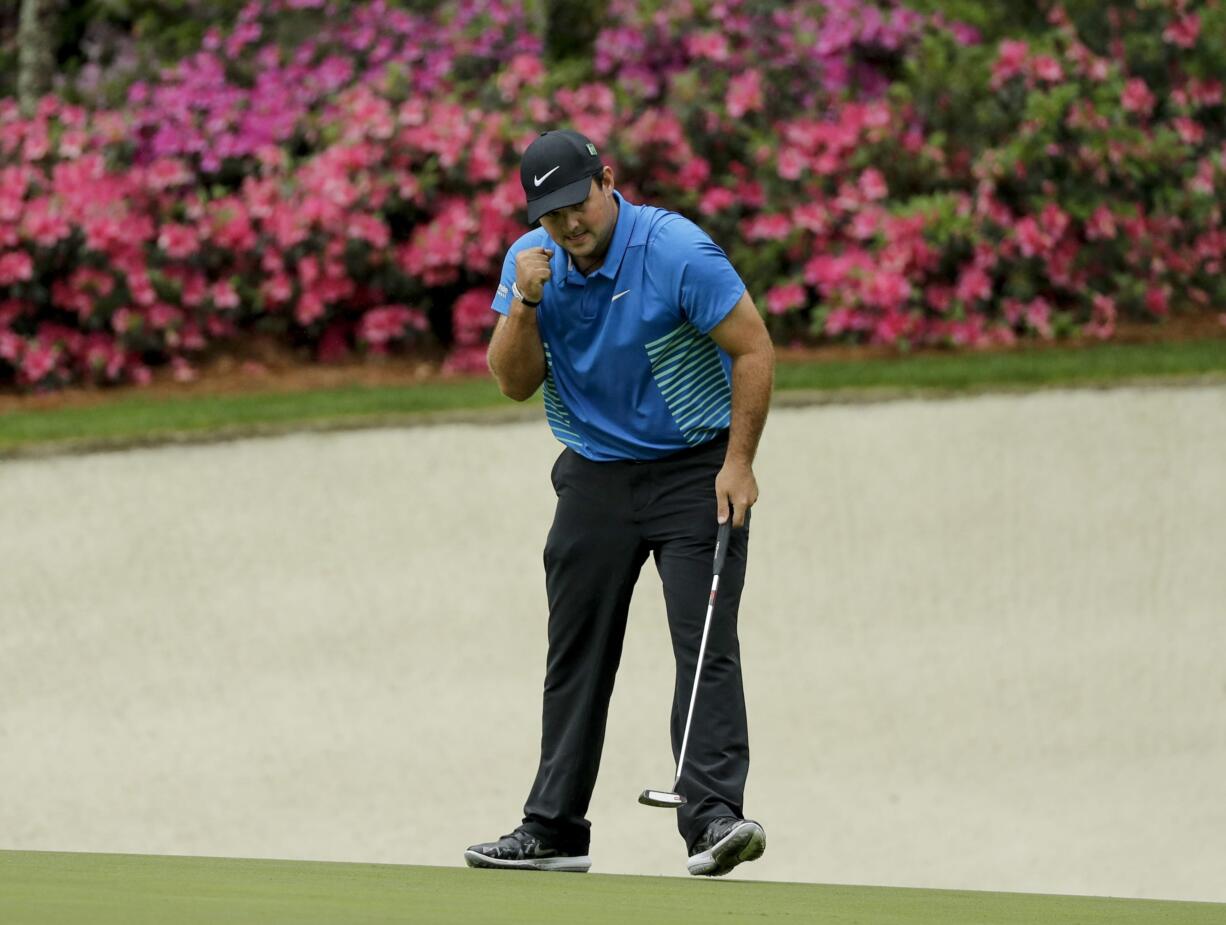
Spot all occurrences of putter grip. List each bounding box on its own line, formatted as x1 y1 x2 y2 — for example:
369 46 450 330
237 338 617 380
713 520 732 575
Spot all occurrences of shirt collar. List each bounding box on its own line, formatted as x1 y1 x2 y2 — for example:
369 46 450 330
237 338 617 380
594 190 634 280
556 190 635 283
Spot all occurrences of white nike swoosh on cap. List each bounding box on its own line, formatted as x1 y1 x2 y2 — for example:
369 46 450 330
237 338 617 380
612 290 631 301
533 166 561 187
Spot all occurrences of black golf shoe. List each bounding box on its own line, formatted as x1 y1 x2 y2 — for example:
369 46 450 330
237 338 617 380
686 817 766 877
464 828 591 872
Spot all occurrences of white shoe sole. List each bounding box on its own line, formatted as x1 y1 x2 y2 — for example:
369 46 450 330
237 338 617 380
464 849 591 873
687 821 766 877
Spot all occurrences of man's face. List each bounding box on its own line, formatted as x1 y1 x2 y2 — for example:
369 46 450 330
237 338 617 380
539 169 616 261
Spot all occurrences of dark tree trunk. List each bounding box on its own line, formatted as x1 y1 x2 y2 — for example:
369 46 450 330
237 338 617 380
17 0 55 114
544 0 606 67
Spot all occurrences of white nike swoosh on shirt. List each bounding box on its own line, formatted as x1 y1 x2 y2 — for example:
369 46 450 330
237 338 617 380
611 290 631 301
534 166 561 187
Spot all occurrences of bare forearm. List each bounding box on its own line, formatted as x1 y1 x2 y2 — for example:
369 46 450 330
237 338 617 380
726 345 774 466
488 306 547 401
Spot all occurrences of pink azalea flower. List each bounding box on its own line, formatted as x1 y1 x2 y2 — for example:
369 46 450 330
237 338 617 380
348 214 390 248
925 285 954 313
950 317 991 348
857 167 888 201
1025 298 1054 339
126 270 156 307
955 265 992 304
806 250 873 295
1032 55 1064 84
1085 205 1117 241
21 340 58 383
792 201 830 235
865 272 912 312
22 125 50 161
0 250 34 285
1084 293 1116 339
734 179 766 210
765 283 806 316
0 328 23 362
743 213 792 241
21 198 72 247
1144 285 1169 316
1002 298 1025 327
992 39 1029 89
509 53 546 84
0 298 24 326
686 31 730 62
1121 79 1155 117
1014 216 1047 257
158 224 200 259
1188 78 1222 107
359 304 423 349
1173 117 1205 146
295 292 326 326
824 306 858 336
948 22 981 47
1040 202 1070 240
298 256 321 287
450 289 494 347
777 147 808 181
726 70 763 119
1163 14 1201 49
79 333 123 380
676 157 711 192
146 158 193 191
261 272 294 304
871 311 910 345
110 307 137 334
849 208 881 240
1189 158 1216 196
211 281 240 310
147 302 183 330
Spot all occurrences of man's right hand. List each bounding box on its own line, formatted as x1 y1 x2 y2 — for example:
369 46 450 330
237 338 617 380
515 247 554 304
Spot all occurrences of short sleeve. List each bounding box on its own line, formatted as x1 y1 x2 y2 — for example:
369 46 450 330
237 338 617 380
491 247 517 316
649 215 747 334
491 229 553 316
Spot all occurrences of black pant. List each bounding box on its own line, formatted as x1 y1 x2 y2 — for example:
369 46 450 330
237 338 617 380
520 432 751 855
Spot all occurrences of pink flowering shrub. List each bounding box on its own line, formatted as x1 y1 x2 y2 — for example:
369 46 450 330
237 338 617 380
884 0 1226 345
0 0 1223 392
600 0 1225 348
0 0 539 390
125 0 539 175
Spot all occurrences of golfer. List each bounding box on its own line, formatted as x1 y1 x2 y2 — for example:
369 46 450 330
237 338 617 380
465 129 774 877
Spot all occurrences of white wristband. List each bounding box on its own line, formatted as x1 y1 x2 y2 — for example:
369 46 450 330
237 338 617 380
512 281 540 306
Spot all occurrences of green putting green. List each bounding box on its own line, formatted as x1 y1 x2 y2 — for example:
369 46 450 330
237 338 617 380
1 851 1221 925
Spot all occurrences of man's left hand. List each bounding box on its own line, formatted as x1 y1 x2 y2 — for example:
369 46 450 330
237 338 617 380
715 460 758 528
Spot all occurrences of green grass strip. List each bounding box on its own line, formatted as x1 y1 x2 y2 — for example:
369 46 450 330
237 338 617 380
0 376 518 456
1 851 1221 925
1 339 1223 456
773 338 1226 394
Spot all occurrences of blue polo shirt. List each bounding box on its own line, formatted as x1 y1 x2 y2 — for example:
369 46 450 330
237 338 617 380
491 191 746 462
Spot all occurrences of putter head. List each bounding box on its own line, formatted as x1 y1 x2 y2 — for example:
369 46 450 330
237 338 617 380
639 788 687 808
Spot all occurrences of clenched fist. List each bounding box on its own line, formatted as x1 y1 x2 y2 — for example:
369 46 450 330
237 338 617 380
515 247 554 305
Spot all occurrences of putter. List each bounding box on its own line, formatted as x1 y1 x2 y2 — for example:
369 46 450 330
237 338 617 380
639 517 733 808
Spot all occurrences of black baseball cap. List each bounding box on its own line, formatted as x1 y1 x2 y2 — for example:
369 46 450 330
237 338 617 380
520 130 603 224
